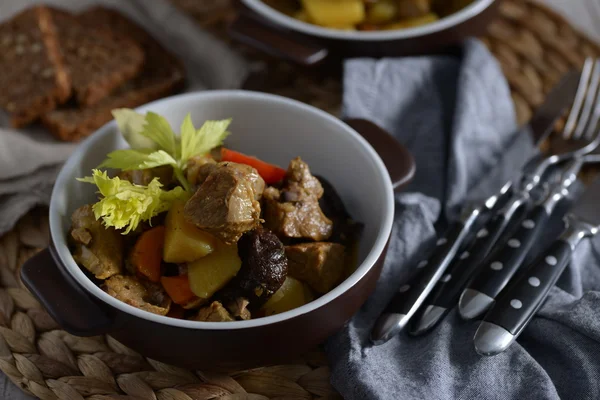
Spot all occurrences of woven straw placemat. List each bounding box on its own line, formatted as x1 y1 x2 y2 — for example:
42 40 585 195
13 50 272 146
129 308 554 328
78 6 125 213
1 1 599 399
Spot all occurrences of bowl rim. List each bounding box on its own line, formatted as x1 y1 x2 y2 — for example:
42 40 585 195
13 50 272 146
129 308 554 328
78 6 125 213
50 90 395 330
241 0 495 41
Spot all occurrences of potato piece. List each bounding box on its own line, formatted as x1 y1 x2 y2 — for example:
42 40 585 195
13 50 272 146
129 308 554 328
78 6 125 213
383 12 438 29
302 0 365 27
163 201 216 263
188 241 242 300
303 283 315 303
261 277 308 316
366 0 397 23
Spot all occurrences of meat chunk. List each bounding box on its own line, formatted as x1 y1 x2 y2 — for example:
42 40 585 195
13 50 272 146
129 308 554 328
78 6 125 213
285 242 346 293
285 157 324 199
69 205 123 280
186 155 216 187
317 175 364 245
226 297 251 320
187 160 264 201
184 162 264 244
193 301 234 322
104 275 171 315
263 158 333 241
118 165 173 186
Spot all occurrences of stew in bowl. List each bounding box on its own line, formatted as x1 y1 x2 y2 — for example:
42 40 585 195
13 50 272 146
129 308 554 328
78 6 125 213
22 91 413 368
69 108 364 322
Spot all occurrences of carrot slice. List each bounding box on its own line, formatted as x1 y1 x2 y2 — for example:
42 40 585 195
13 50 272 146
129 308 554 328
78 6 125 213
221 148 286 184
161 275 196 305
130 226 166 283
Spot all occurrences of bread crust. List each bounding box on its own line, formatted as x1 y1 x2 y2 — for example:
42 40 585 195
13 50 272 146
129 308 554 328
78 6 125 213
0 6 71 127
42 7 185 141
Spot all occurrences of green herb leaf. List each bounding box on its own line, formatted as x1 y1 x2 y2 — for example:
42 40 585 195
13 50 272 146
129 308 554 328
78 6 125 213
141 112 178 156
98 149 177 171
111 108 157 150
78 169 189 234
180 118 231 163
179 113 196 163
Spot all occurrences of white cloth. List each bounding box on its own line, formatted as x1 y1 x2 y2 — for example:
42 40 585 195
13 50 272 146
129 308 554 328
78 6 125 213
0 1 248 398
0 0 249 235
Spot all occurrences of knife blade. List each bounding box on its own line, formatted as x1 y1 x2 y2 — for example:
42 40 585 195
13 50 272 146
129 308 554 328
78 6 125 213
529 70 581 144
474 175 600 356
370 70 582 345
458 158 583 321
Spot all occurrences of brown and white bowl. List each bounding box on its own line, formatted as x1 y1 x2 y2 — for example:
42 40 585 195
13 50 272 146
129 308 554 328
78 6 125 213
230 0 499 65
21 90 415 369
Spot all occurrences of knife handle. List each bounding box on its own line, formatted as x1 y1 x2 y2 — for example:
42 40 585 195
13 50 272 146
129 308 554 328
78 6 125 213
474 239 572 356
487 239 570 333
371 221 471 344
461 205 550 318
429 213 510 310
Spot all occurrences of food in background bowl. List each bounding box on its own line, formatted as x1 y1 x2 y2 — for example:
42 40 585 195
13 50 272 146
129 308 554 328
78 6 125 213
262 0 474 31
69 108 363 322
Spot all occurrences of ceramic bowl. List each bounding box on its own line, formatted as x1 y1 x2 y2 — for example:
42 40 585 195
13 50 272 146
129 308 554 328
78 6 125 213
229 0 499 65
22 90 415 369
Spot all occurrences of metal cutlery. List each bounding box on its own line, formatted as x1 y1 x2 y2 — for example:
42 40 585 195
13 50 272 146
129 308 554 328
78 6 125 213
458 158 585 320
474 175 600 356
408 65 592 335
411 158 581 335
369 67 582 345
459 58 600 320
409 204 528 335
370 198 498 345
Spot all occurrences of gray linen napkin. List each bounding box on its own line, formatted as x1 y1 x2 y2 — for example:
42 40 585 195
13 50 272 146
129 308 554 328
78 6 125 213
0 0 249 235
327 39 600 400
0 1 247 398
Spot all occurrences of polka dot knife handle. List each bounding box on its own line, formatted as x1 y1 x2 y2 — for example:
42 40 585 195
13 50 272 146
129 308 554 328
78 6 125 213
371 219 476 345
479 239 572 346
427 213 520 311
474 202 600 356
459 205 550 319
408 210 527 336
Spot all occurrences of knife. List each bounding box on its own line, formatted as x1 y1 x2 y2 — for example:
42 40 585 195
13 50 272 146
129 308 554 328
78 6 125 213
370 71 581 345
409 203 528 335
370 194 502 345
458 158 583 321
413 163 563 334
474 175 600 356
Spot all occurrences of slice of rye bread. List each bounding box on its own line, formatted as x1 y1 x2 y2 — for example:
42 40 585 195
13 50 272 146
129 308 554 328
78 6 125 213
42 7 185 142
48 7 145 107
0 6 71 128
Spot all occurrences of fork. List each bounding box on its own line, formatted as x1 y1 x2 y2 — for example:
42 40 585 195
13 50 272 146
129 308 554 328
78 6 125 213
411 58 600 334
457 58 600 321
370 66 581 345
